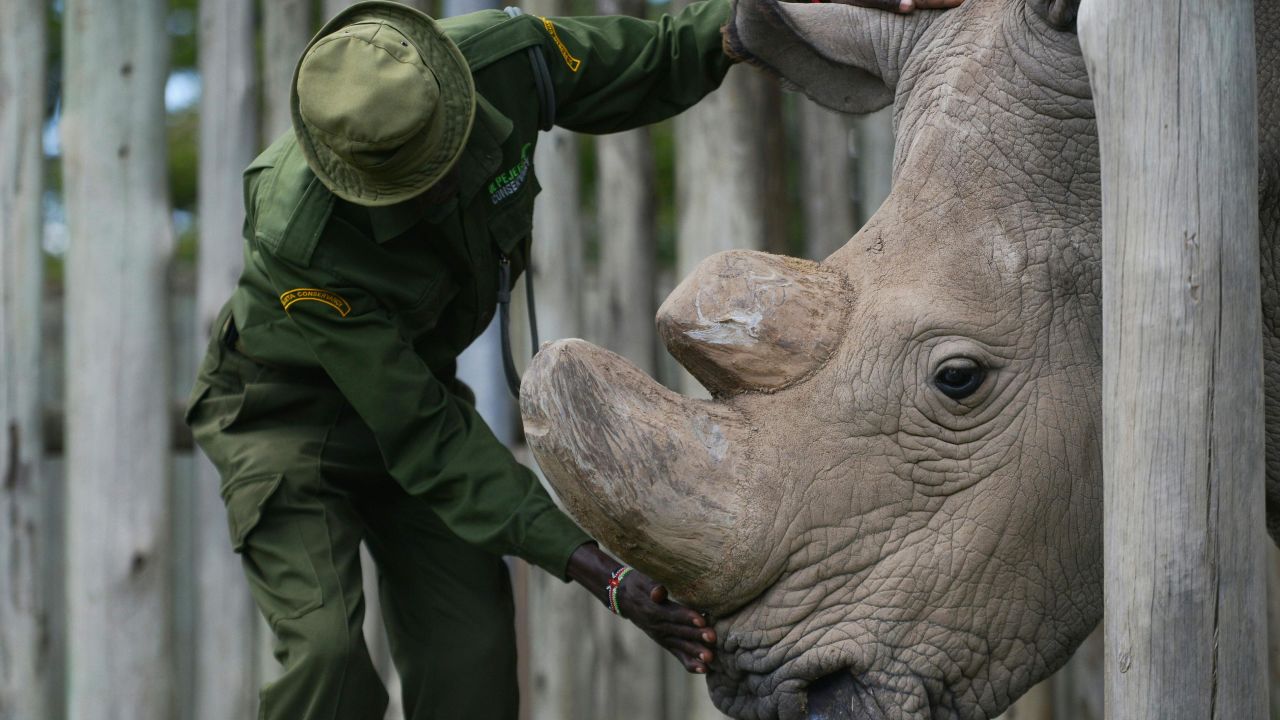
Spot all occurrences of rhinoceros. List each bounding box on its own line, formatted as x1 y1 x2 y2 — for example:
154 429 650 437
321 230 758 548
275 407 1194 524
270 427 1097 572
520 0 1280 718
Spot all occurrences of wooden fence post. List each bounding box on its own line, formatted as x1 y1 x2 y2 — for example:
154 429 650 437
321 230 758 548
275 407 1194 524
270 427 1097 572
192 1 261 718
262 0 315 141
671 14 777 717
798 102 856 261
517 6 599 719
852 109 893 228
0 0 48 718
255 0 315 699
62 0 175 716
1078 1 1267 717
591 2 670 717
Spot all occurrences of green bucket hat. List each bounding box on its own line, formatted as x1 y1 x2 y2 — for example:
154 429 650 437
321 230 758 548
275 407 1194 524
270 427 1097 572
291 1 476 207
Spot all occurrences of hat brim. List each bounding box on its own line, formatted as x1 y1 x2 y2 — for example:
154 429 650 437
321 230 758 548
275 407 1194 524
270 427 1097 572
291 1 476 207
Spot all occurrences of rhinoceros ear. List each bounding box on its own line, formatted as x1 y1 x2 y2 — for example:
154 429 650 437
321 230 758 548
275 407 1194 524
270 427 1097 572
725 0 901 114
1030 0 1080 31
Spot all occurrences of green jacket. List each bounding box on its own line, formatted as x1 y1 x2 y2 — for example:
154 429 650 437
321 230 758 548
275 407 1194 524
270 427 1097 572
222 0 734 577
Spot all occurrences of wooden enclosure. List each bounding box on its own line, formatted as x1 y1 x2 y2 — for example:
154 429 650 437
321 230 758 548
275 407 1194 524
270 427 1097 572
0 0 1273 718
1079 0 1269 716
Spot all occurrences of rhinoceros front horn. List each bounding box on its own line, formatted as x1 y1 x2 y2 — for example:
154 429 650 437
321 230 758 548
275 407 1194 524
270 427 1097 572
521 340 774 613
658 250 849 397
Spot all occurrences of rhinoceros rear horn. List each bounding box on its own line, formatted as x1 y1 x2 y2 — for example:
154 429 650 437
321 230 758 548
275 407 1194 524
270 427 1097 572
658 250 849 397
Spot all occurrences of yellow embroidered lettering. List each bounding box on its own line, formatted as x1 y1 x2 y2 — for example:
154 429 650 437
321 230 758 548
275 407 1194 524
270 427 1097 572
279 288 352 317
539 17 582 72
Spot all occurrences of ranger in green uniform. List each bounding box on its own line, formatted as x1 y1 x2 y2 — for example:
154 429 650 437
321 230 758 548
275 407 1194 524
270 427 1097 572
186 0 956 717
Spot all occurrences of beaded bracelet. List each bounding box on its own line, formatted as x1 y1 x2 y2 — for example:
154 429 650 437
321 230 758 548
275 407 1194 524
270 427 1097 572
607 566 634 616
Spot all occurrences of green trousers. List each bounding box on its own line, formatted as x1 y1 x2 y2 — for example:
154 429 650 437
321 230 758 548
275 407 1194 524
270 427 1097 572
187 313 518 720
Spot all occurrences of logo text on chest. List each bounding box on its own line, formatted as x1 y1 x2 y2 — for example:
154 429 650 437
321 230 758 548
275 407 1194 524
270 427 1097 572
488 143 533 205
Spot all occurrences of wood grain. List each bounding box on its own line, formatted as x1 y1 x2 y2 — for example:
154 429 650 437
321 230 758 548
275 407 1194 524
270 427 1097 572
62 0 175 715
1078 0 1268 716
261 0 314 141
0 0 49 717
192 1 261 718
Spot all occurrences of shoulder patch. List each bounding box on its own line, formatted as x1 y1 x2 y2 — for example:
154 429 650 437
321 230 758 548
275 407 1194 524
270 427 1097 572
536 17 581 72
280 288 352 317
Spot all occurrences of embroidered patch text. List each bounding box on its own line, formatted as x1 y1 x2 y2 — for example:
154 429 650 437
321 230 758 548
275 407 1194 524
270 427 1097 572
488 143 533 205
538 17 581 72
280 288 352 317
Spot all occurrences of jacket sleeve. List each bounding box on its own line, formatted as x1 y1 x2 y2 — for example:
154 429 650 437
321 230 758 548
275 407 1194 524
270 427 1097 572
260 253 590 578
533 0 734 134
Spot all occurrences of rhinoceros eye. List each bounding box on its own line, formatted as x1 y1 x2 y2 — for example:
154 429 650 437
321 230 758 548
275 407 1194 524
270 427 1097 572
933 359 987 400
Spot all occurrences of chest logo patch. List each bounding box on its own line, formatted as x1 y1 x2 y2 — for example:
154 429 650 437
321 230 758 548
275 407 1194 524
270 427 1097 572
280 288 352 317
538 17 581 72
488 143 533 205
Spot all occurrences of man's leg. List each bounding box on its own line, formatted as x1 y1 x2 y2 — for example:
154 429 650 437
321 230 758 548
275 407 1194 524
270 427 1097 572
188 333 389 720
356 488 519 720
235 470 388 720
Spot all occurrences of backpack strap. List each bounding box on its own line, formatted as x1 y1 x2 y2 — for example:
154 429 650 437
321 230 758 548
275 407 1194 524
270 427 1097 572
501 6 556 131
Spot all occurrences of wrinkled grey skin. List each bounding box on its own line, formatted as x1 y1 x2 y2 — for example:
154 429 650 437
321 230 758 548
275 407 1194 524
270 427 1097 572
713 2 1105 716
717 3 1280 716
525 1 1280 718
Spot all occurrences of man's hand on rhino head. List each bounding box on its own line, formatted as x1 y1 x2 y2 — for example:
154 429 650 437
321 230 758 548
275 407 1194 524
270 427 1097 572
802 0 963 11
566 542 717 673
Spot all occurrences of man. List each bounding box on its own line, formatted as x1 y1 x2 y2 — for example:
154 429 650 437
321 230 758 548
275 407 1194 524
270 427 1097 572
186 0 960 717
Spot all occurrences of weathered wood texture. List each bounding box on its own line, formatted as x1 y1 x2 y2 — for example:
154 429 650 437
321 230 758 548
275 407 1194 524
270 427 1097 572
1079 1 1268 717
261 0 314 140
61 0 175 716
193 1 261 718
523 127 598 717
324 0 433 20
597 99 659 373
673 66 779 288
797 102 856 261
1270 546 1280 719
515 2 602 716
322 0 357 21
588 1 672 716
670 7 774 714
0 0 48 718
1049 627 1104 720
853 108 893 227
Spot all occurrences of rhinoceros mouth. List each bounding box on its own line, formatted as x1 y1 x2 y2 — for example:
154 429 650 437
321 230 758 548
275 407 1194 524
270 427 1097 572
805 670 888 720
706 666 891 720
706 637 879 720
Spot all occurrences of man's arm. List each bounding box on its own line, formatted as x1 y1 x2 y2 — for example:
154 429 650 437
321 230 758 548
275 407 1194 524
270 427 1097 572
530 0 734 135
262 254 591 577
531 0 963 135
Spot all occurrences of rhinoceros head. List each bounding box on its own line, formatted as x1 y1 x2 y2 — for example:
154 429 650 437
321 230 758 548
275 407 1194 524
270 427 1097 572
522 0 1103 718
